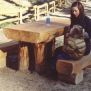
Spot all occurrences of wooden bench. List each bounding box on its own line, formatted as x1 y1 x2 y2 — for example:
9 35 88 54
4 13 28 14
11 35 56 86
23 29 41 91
0 41 19 70
56 53 91 84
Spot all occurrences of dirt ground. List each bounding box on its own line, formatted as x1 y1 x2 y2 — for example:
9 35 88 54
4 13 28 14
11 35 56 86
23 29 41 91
0 67 91 91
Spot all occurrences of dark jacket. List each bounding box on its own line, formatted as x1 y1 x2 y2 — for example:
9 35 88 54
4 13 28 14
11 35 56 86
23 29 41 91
70 15 91 55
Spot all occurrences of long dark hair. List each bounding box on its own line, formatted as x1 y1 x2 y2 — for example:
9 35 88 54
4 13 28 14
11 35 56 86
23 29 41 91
70 1 85 27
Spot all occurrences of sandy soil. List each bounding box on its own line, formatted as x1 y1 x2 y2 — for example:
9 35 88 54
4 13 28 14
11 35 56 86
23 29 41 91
0 67 91 91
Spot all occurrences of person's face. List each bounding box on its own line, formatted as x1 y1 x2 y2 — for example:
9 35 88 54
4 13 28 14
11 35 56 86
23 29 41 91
72 6 80 17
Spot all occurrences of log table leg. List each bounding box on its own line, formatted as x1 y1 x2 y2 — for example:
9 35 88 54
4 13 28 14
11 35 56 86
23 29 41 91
34 39 55 74
19 43 29 71
18 39 55 73
34 43 45 74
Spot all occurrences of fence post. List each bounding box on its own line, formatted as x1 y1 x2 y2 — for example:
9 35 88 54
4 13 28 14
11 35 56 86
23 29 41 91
18 8 23 24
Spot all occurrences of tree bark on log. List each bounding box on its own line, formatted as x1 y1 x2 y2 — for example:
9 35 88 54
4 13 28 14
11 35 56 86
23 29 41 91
19 46 29 71
34 39 55 74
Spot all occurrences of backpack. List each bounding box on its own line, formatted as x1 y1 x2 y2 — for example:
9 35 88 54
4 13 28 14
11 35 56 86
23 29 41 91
63 25 86 60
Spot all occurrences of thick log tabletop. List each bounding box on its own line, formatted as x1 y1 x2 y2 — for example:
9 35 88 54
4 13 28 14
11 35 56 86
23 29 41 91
4 21 65 73
4 21 64 43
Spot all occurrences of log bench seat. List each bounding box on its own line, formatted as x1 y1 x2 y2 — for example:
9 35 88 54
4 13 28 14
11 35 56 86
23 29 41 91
0 41 19 70
56 53 91 84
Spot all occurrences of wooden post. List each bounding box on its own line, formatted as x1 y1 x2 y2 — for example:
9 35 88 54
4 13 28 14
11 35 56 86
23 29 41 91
46 3 49 15
19 45 29 71
33 5 37 21
34 39 55 74
18 8 23 24
58 0 63 7
34 43 45 73
53 1 56 13
36 6 39 21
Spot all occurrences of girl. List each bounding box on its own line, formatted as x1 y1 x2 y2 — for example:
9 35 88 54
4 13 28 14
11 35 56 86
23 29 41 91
50 1 91 79
70 1 91 55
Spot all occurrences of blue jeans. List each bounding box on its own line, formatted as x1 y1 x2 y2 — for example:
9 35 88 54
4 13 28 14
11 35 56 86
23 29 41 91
51 47 73 71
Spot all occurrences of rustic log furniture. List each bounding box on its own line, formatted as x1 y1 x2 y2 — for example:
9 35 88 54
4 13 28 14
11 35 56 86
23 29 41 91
3 21 91 84
0 41 19 70
56 49 91 84
4 21 64 73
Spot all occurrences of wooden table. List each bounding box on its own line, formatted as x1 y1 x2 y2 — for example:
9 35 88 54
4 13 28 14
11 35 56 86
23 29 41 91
4 21 65 73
